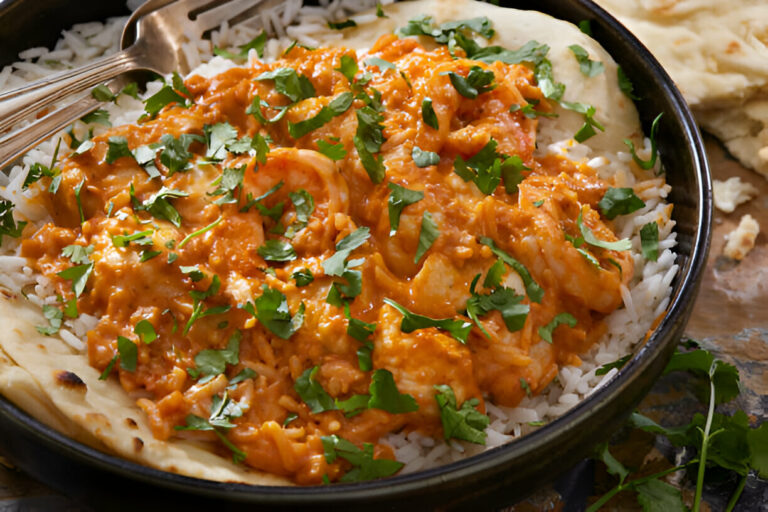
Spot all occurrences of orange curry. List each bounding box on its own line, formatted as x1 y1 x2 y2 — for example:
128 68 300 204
21 35 632 484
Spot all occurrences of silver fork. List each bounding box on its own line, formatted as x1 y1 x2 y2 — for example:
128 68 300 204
0 0 266 135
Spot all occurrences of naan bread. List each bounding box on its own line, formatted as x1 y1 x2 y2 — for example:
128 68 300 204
0 0 643 484
592 0 768 178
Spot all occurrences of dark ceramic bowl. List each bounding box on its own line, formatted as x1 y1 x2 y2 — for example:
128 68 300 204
0 0 711 510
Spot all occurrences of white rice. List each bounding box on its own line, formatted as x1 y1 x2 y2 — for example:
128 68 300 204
0 0 677 475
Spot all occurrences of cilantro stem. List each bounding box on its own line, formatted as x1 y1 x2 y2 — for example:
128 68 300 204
724 474 747 512
693 368 717 512
587 462 696 512
178 215 223 248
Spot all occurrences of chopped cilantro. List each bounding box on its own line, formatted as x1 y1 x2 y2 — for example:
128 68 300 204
283 413 298 426
288 92 353 139
354 105 387 183
61 244 93 265
142 85 188 119
480 237 543 303
577 211 632 252
335 55 358 82
640 222 659 261
158 133 203 174
291 268 314 287
187 331 240 382
0 200 26 241
328 19 357 30
210 165 245 206
295 366 336 413
414 211 439 263
105 136 132 164
578 20 593 36
421 97 439 130
204 122 238 161
387 183 423 236
568 44 604 77
443 66 496 99
317 139 346 160
255 68 315 103
368 369 418 414
134 319 157 344
139 250 161 262
376 3 387 17
132 144 161 179
91 84 116 102
322 227 370 277
117 335 137 372
598 188 645 220
561 101 605 142
321 434 403 482
617 66 639 100
213 31 266 60
178 215 222 248
246 95 289 125
624 113 663 171
509 102 558 119
411 146 440 168
229 367 257 386
252 284 304 339
538 313 577 343
434 384 489 444
466 273 529 336
258 239 297 261
365 57 396 71
140 187 188 227
383 298 472 344
111 229 153 248
180 265 205 282
595 354 631 376
81 109 111 126
285 189 315 238
57 263 94 298
520 378 532 397
453 138 528 195
535 58 565 101
36 304 63 336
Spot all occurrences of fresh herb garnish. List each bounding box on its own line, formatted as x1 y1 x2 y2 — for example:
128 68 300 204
368 369 418 413
57 262 94 298
213 31 266 61
577 210 632 252
36 305 63 336
321 434 404 482
624 113 662 171
295 366 336 413
383 298 472 344
354 106 387 183
105 136 132 164
258 239 297 261
443 66 496 99
62 244 93 265
142 84 189 120
538 313 577 343
255 68 315 103
453 138 528 195
322 227 370 277
617 66 639 100
434 384 489 444
465 271 529 337
250 284 304 339
387 183 423 236
595 354 631 376
509 101 558 119
134 319 157 344
175 392 247 463
112 229 153 248
187 331 240 383
178 215 222 248
328 19 357 30
598 188 645 219
568 44 604 77
317 139 346 160
117 335 137 372
640 222 659 261
578 20 593 36
411 146 440 168
292 268 314 287
288 92 353 139
421 97 439 130
414 211 439 263
204 122 238 161
479 237 543 303
209 165 245 206
158 133 203 174
91 84 115 102
140 187 188 227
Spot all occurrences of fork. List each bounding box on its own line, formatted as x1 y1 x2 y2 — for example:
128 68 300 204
0 0 266 135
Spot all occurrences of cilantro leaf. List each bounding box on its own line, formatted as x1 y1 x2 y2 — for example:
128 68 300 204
188 331 240 382
81 109 111 126
322 227 370 277
453 138 528 195
624 113 662 171
355 106 386 153
36 305 63 336
258 239 297 262
414 211 439 263
284 189 315 238
142 85 188 119
747 423 768 478
387 183 423 235
158 133 203 174
595 354 631 376
134 319 157 344
368 369 418 413
598 188 645 219
253 285 304 339
354 135 386 183
111 229 153 248
292 268 314 287
335 55 358 82
328 19 357 30
132 144 161 179
91 84 116 102
421 97 439 130
321 435 404 482
383 298 472 344
365 57 396 71
480 237 543 303
288 92 353 139
640 222 659 261
204 122 238 161
213 31 266 61
317 139 346 160
412 146 440 168
617 66 639 100
568 44 604 77
509 102 558 119
561 101 605 142
141 187 188 227
255 68 315 103
105 136 133 164
117 335 137 372
538 313 577 343
57 263 94 298
434 384 489 444
577 211 632 252
597 443 629 484
535 58 565 101
295 366 336 413
443 66 496 99
61 244 93 265
466 284 529 335
210 165 245 206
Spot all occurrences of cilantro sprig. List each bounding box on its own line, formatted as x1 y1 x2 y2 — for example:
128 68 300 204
321 434 404 482
175 392 247 463
434 384 489 444
383 298 472 344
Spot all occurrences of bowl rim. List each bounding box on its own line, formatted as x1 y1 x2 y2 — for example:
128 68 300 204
0 0 712 506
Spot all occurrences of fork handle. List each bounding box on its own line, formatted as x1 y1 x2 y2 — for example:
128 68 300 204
0 44 144 135
0 92 101 170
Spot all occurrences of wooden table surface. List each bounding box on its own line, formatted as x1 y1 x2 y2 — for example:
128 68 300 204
1 135 765 510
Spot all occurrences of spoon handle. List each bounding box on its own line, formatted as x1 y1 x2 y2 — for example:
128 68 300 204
0 45 143 135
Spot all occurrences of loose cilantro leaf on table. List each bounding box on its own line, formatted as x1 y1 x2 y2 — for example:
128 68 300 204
321 434 404 482
414 211 439 263
434 384 489 444
598 188 645 219
383 298 471 344
568 44 604 77
577 211 632 252
480 237 543 303
387 183 423 235
624 113 663 171
538 313 577 343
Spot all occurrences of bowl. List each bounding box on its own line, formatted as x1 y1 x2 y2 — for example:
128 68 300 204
0 0 711 509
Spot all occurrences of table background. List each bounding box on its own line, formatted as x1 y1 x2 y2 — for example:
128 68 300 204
1 137 766 510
